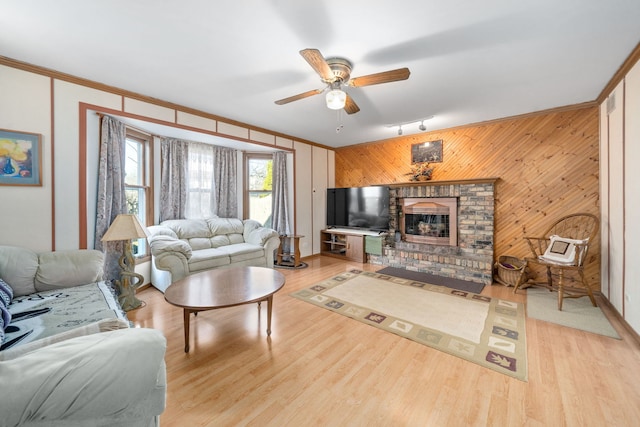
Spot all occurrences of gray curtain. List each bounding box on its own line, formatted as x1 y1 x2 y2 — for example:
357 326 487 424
160 137 188 221
272 151 291 235
94 115 127 281
212 146 238 218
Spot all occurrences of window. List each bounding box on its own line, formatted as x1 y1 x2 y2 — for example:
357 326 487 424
124 129 151 258
185 142 215 219
244 154 273 226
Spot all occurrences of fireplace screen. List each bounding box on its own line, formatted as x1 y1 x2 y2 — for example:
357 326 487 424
400 197 457 246
404 211 450 238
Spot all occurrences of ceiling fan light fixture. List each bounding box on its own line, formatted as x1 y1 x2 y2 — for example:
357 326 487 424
326 89 347 110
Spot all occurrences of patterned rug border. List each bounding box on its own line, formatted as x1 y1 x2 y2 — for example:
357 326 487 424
291 269 528 381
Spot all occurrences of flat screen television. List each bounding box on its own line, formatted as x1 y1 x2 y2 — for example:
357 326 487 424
327 186 390 231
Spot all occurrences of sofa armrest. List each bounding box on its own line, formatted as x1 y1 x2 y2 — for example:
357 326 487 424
0 328 166 426
152 251 190 284
148 233 192 260
243 220 279 246
148 232 193 285
243 220 281 267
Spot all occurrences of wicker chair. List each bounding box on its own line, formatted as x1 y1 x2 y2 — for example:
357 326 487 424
514 213 599 310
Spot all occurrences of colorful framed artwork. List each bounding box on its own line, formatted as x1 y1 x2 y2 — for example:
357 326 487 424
0 129 42 186
411 139 443 164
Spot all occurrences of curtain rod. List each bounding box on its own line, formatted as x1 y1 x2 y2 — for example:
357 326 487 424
95 112 161 139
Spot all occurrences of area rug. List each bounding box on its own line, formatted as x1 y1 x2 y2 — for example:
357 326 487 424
291 269 527 381
526 288 620 339
274 261 308 270
376 266 485 294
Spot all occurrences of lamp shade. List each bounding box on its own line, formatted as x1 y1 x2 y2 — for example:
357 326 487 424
326 89 347 110
102 214 149 242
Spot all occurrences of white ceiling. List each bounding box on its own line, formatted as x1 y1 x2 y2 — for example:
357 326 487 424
2 1 639 148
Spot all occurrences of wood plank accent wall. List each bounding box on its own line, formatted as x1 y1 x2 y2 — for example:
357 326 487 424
335 107 601 290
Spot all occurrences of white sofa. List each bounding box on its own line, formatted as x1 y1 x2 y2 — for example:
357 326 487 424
0 245 167 427
147 217 281 292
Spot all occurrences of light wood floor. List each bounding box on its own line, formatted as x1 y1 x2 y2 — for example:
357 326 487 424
129 256 640 427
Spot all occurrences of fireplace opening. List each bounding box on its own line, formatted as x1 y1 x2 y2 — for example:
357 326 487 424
400 197 457 246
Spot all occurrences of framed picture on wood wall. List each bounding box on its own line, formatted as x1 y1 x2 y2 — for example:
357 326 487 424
0 128 42 186
411 139 443 163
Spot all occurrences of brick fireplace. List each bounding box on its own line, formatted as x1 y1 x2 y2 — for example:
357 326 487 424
368 178 497 286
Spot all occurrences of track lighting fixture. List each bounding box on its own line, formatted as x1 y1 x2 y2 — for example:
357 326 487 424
387 116 434 135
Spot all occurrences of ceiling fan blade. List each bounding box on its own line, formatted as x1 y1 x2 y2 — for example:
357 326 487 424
348 68 410 87
300 48 335 82
275 88 323 105
344 94 360 114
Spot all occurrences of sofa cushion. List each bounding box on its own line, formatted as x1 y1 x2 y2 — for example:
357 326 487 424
35 250 104 292
218 243 265 263
208 233 245 247
189 237 214 250
210 235 232 248
162 219 211 239
2 282 126 351
207 217 244 234
188 248 231 272
228 233 245 245
0 246 39 297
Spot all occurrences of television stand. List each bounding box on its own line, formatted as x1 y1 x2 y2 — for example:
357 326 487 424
320 229 367 263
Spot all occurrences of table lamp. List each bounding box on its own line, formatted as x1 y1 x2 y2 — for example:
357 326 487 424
101 214 149 311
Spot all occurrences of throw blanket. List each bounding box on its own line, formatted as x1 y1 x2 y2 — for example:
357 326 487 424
2 282 127 350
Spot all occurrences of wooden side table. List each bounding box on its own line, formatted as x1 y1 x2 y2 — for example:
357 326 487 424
276 235 304 267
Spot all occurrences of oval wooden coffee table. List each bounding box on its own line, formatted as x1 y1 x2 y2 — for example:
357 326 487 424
164 266 286 352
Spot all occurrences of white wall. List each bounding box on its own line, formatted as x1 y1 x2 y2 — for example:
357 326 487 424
623 60 640 332
54 81 122 250
0 65 52 252
294 141 313 257
605 82 625 312
312 146 329 255
600 58 640 333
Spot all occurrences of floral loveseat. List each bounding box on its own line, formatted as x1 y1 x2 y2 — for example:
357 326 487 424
147 217 280 292
0 245 166 427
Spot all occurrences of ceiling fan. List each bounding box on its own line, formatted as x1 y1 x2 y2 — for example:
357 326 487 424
275 48 410 114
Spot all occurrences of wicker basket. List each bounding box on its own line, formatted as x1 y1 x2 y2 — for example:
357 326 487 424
494 255 526 287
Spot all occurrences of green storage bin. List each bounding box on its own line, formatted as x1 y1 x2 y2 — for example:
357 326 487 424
365 235 384 255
